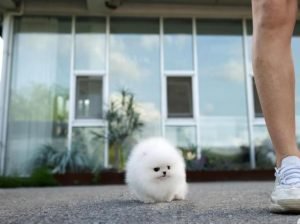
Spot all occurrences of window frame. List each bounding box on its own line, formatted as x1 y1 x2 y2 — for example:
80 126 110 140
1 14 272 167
67 16 109 168
250 73 266 126
161 18 201 158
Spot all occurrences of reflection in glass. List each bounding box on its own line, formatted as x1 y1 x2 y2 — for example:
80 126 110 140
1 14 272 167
254 126 275 169
6 17 71 175
75 17 106 70
246 20 253 75
165 126 196 149
0 36 3 81
247 21 263 118
165 126 200 171
252 77 263 118
197 20 250 170
72 127 105 171
109 18 161 169
75 76 103 119
167 77 193 118
164 19 193 71
292 23 300 118
291 23 300 148
110 18 161 138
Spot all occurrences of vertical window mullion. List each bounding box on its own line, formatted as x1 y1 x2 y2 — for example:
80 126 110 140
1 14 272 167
160 17 166 137
67 16 76 151
0 15 14 175
192 17 201 159
70 16 107 170
243 19 256 169
104 16 110 168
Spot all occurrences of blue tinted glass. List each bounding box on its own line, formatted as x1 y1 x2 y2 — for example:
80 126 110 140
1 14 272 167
75 17 106 70
164 19 193 71
197 20 250 170
109 18 161 168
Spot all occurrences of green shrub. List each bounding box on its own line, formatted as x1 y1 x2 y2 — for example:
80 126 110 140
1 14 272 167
0 167 58 188
0 176 24 188
29 167 58 187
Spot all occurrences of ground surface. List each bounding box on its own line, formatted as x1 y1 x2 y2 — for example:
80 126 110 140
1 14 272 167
1 182 300 224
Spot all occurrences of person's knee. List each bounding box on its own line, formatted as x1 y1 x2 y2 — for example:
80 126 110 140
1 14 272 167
253 0 296 30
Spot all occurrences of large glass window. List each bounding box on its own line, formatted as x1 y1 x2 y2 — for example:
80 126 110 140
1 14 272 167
167 77 193 118
75 17 106 71
109 18 161 167
197 20 250 170
73 17 107 170
6 17 71 175
164 19 193 71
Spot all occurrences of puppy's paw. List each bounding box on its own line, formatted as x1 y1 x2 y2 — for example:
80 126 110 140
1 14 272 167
166 196 174 202
174 189 187 200
142 198 156 204
174 183 188 200
174 194 185 200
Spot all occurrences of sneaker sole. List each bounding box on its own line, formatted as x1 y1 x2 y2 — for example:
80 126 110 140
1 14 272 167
270 199 300 213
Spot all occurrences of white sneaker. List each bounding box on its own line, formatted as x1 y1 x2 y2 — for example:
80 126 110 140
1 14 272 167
270 156 300 213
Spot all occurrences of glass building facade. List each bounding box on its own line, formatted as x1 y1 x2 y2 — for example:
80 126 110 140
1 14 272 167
2 14 300 175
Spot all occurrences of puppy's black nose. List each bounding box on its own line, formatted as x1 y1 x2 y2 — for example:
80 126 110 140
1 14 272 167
163 171 166 175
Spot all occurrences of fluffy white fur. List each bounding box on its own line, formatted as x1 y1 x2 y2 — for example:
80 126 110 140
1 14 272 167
126 137 188 203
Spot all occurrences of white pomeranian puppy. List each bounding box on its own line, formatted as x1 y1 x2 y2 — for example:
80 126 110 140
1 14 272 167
126 137 188 203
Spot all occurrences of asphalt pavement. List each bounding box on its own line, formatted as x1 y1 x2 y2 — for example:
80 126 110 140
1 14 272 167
1 182 300 224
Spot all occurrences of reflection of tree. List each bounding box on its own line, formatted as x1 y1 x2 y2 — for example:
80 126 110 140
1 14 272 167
10 83 69 137
92 90 144 170
255 139 275 169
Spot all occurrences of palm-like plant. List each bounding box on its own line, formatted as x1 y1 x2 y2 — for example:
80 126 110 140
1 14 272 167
34 141 92 174
92 89 144 170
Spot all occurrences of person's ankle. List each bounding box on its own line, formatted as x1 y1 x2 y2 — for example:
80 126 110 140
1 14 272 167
276 151 300 168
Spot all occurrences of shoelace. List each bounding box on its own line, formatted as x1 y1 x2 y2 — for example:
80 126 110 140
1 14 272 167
275 165 300 185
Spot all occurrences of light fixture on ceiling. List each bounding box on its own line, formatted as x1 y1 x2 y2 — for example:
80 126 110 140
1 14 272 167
105 0 123 10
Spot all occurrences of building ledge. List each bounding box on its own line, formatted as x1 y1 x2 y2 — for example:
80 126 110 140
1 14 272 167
4 0 253 18
0 0 16 13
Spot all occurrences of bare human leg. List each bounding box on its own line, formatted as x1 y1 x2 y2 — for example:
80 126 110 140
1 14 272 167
252 0 300 167
252 0 300 213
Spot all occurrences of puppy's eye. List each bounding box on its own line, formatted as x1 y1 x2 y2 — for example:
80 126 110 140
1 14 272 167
167 166 171 170
153 167 160 172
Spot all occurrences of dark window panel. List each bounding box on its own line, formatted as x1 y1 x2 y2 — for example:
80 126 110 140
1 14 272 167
167 77 193 118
